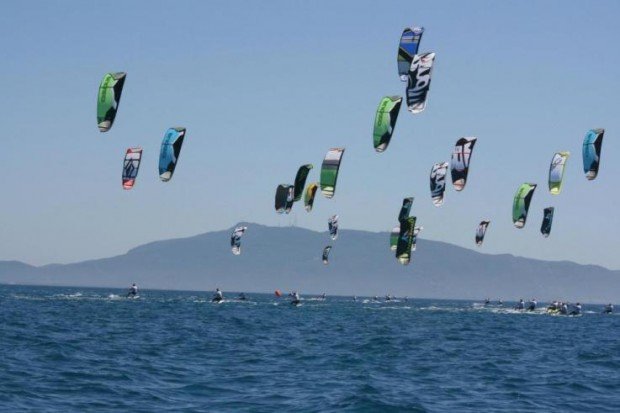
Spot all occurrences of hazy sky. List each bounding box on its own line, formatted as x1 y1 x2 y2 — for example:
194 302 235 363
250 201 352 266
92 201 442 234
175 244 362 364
1 0 619 267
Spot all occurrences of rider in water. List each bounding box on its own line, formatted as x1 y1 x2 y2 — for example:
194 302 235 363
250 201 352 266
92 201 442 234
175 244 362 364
212 288 223 302
603 303 614 314
127 283 138 297
515 299 525 310
527 299 537 311
484 298 490 306
547 301 560 312
291 291 301 305
238 292 246 301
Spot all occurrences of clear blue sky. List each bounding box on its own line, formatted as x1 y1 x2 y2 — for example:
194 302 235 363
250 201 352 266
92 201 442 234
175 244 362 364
1 0 619 267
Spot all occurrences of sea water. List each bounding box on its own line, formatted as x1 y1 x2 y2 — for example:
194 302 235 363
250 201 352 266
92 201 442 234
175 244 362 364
1 285 619 412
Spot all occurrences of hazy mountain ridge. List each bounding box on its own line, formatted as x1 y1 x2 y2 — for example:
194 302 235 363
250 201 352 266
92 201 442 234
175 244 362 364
1 224 618 302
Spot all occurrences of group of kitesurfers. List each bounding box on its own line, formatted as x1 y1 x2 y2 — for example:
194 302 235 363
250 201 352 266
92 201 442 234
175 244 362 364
211 288 250 303
484 298 614 315
211 288 311 306
125 284 614 314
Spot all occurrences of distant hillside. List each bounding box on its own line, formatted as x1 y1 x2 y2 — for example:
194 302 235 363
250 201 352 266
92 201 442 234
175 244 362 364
1 224 618 302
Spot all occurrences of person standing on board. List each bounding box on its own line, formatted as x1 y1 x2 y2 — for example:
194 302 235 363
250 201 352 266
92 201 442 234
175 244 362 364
527 299 537 311
212 288 223 303
127 283 138 298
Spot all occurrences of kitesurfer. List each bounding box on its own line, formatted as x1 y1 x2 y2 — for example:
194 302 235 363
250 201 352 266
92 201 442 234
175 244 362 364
212 288 223 303
603 303 614 314
498 299 503 306
570 303 582 316
385 294 392 301
547 301 560 313
238 293 247 301
321 293 326 300
527 299 537 311
560 302 569 315
515 299 525 310
291 291 301 306
484 298 490 306
127 283 138 298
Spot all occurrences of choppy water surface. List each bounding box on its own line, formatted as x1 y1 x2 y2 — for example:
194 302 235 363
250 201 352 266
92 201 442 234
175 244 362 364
1 285 619 412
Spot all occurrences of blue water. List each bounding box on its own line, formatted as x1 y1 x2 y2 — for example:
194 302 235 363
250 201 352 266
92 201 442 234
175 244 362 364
1 285 619 412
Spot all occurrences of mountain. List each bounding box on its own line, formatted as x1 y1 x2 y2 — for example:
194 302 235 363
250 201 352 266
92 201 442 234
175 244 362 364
1 224 618 302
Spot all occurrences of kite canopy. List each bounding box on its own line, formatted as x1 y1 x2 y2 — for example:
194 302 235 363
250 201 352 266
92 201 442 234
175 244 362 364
541 207 554 238
320 148 345 199
406 52 436 114
275 184 294 214
328 215 339 240
450 137 477 191
475 220 490 246
159 127 186 182
548 152 570 195
391 197 415 257
396 216 416 265
97 72 126 132
397 27 424 81
430 162 449 206
582 128 604 180
322 245 332 265
512 183 537 228
293 164 313 202
122 147 142 190
230 226 247 255
373 96 403 152
304 183 318 212
398 197 414 222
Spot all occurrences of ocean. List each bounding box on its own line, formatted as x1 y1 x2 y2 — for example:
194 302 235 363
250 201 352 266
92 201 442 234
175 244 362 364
1 285 619 412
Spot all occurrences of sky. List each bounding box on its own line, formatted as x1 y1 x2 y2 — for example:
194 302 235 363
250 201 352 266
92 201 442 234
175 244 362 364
1 0 619 268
